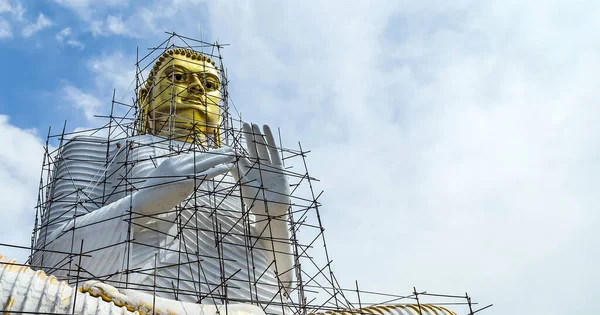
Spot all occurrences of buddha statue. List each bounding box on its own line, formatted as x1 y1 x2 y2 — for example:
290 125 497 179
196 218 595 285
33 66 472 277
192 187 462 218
28 47 294 314
0 45 462 315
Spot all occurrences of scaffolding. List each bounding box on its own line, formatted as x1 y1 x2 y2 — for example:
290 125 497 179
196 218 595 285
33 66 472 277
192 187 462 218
1 32 491 315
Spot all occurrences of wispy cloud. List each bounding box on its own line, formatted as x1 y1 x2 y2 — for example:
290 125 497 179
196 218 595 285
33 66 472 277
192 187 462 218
55 27 83 49
0 0 10 13
88 52 136 94
0 115 44 260
0 17 11 38
21 12 52 37
105 14 131 36
193 2 600 313
62 84 102 121
89 14 136 37
0 0 25 20
54 0 126 20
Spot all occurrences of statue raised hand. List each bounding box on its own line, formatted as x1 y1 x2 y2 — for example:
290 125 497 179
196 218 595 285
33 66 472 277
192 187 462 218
233 123 291 215
233 123 294 296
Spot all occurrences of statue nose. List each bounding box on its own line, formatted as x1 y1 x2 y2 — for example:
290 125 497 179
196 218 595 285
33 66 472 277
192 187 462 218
188 76 205 95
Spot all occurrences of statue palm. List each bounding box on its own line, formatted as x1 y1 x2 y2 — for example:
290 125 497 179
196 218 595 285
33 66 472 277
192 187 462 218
233 123 294 296
234 123 291 215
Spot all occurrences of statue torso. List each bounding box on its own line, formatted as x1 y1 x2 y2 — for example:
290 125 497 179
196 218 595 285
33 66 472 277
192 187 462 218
33 135 287 313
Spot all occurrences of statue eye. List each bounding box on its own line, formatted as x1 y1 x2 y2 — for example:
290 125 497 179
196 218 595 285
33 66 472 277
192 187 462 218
205 79 219 90
173 73 184 82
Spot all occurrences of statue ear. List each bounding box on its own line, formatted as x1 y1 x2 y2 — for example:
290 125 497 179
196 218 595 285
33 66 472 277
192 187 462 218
138 87 148 107
137 87 150 134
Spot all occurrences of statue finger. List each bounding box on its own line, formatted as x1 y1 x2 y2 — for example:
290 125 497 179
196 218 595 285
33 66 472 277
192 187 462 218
187 153 236 174
242 122 258 160
251 123 270 163
169 147 233 169
263 124 282 166
206 146 234 156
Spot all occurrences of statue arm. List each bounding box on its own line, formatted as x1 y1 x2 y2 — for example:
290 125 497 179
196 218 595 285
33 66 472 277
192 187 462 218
43 148 236 254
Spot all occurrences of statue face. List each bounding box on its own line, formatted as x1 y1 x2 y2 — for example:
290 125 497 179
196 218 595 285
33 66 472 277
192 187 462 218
143 54 221 142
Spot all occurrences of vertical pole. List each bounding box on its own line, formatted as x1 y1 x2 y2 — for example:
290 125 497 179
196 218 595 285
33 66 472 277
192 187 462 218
153 253 158 315
466 292 474 315
29 125 51 264
355 280 362 310
103 89 116 205
413 287 423 315
125 139 132 288
72 239 84 314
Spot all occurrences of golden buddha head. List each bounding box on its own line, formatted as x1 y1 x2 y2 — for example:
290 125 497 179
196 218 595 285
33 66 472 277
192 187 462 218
138 48 222 146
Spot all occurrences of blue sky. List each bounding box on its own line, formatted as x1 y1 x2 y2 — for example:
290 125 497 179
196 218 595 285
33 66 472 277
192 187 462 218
1 1 599 314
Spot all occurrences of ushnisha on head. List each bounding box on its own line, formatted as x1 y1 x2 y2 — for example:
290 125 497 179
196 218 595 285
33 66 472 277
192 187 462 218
137 48 222 146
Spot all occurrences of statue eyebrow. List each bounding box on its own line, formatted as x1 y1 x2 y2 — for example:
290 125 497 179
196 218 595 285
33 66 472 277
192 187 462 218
204 73 220 82
163 64 190 73
162 69 221 83
163 65 219 77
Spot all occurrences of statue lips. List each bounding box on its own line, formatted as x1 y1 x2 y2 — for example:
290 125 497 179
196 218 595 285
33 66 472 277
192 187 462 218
181 96 206 106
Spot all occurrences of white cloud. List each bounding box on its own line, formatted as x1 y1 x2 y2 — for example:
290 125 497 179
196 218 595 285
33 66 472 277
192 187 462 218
89 14 136 37
191 1 599 313
51 53 136 128
0 0 10 13
0 0 25 20
89 19 103 36
53 0 124 19
66 38 83 48
55 27 84 49
21 12 52 37
62 84 103 121
0 115 44 262
0 17 11 38
56 0 202 38
105 14 131 36
56 27 71 39
80 1 206 39
88 52 136 94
